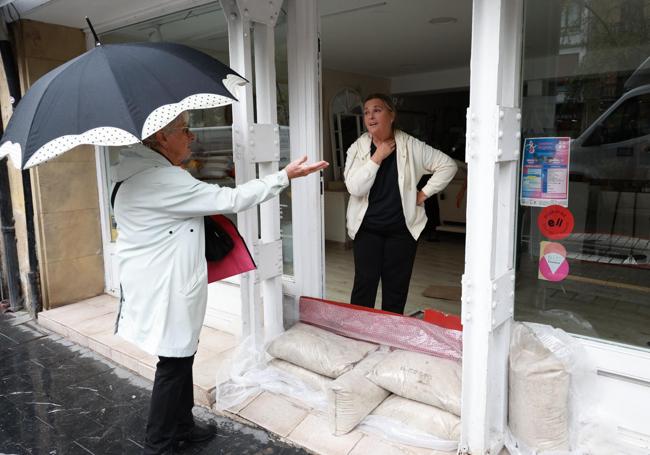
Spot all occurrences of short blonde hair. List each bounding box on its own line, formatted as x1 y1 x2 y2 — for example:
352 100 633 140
142 111 189 149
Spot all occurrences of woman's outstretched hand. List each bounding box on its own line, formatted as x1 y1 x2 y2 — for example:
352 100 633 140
284 155 329 180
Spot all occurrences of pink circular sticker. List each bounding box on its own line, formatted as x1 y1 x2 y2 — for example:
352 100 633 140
539 242 569 281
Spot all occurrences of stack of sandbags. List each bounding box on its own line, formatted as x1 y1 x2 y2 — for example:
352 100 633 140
365 349 462 442
509 322 570 452
266 322 378 394
266 323 463 444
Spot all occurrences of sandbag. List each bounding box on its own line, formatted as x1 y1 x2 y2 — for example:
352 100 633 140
509 323 570 451
371 394 460 441
327 350 390 435
366 349 462 416
267 322 377 378
268 358 333 393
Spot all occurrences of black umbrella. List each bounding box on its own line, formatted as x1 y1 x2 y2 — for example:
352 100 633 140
0 41 246 169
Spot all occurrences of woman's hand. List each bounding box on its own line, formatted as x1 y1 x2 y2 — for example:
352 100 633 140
284 155 329 180
371 139 396 164
416 190 428 206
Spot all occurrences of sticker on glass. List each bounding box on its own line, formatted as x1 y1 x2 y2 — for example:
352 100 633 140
537 205 574 240
520 137 571 207
538 241 569 282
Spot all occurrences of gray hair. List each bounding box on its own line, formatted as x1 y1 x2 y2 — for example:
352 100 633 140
142 111 189 150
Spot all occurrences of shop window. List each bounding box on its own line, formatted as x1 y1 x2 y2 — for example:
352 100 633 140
517 0 650 349
99 2 295 276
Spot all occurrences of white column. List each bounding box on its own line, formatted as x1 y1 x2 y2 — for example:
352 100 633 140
286 0 324 299
460 0 524 453
221 1 261 342
254 21 284 340
222 0 284 342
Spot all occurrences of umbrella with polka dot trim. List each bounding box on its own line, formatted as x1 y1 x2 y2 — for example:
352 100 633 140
0 41 246 169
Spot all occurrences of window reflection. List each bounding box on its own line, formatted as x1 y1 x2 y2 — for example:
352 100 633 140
517 0 650 348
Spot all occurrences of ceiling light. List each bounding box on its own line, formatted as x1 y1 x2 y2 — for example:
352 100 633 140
428 17 458 25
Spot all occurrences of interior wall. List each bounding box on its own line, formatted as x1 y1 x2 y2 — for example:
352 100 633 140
391 66 470 95
395 90 469 159
321 67 390 183
13 20 104 308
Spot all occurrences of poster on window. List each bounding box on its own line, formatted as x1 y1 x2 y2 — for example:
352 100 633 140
520 137 571 207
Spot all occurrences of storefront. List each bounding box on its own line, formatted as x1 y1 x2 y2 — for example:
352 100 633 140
462 0 650 451
3 0 649 453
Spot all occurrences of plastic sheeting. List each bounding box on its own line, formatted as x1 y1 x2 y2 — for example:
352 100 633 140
214 335 329 412
360 394 460 452
506 322 605 455
299 297 462 360
509 323 570 450
269 358 332 393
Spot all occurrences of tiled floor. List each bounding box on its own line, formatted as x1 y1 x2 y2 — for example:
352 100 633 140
37 295 456 454
232 392 452 455
325 232 465 317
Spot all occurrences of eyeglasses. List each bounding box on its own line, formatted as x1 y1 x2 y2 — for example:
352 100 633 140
169 126 191 135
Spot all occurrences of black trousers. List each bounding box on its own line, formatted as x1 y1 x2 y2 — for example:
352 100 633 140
350 225 418 314
144 354 195 454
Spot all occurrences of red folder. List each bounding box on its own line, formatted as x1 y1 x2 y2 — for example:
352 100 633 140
207 215 256 283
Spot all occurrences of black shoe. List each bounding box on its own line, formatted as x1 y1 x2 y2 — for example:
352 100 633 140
175 421 217 444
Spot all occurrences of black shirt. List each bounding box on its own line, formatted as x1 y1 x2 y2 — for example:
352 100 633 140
361 142 407 232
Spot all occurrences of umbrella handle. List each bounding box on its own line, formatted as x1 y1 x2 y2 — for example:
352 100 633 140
85 17 101 47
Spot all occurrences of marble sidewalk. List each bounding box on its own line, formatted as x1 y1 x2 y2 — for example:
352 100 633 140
0 310 308 454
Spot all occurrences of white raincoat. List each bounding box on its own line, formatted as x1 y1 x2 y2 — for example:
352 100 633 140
111 144 288 357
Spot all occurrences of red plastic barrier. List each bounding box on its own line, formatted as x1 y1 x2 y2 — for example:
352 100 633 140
423 309 463 331
299 296 462 361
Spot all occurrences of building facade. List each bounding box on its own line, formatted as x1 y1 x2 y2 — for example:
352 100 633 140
0 0 649 453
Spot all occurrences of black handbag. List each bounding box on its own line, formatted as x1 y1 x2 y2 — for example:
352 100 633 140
204 215 234 261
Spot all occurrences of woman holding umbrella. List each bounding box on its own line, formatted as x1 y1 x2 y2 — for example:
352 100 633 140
0 39 327 455
112 111 326 454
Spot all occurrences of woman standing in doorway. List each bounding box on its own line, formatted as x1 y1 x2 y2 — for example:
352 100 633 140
344 94 457 314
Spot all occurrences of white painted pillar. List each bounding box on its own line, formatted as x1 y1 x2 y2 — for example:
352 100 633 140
460 0 524 453
222 0 284 343
221 1 261 342
254 21 284 340
286 0 324 299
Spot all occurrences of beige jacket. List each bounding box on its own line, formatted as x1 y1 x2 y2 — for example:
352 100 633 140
344 130 457 240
